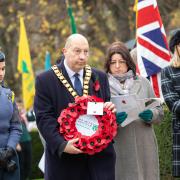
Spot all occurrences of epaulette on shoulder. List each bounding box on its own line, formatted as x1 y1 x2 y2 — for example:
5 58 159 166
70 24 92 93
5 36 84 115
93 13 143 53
11 91 15 103
2 81 8 88
3 88 15 103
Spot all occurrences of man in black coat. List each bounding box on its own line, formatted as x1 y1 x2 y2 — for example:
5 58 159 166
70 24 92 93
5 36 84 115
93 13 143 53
34 34 116 180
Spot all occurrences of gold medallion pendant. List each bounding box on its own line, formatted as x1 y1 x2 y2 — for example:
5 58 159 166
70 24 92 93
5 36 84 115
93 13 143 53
52 65 92 98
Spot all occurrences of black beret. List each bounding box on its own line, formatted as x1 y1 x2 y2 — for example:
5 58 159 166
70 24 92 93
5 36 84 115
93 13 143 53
169 30 180 53
0 51 5 62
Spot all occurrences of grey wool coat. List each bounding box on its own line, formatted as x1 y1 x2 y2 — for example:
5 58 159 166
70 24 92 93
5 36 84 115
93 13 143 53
108 75 164 180
161 66 180 177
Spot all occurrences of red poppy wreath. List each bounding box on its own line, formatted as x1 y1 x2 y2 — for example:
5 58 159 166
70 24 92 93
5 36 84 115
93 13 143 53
58 95 117 155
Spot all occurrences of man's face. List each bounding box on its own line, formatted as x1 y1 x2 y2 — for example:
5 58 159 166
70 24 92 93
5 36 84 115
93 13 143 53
0 61 5 83
63 38 89 72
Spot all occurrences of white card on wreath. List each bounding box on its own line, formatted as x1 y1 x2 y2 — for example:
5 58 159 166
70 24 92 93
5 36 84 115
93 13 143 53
87 102 104 115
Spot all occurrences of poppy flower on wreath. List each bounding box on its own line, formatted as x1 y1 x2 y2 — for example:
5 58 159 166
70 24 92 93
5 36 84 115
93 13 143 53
57 95 117 155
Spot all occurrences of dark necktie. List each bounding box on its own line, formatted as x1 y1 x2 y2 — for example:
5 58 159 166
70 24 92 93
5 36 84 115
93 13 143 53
74 73 83 96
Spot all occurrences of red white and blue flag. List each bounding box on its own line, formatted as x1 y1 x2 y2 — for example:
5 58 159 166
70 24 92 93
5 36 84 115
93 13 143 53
136 0 171 98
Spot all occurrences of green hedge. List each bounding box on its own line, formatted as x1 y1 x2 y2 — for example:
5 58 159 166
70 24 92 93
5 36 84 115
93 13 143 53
154 105 172 179
30 106 179 179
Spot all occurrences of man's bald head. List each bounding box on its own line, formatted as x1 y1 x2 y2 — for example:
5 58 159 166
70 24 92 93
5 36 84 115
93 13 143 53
62 34 89 72
64 34 89 49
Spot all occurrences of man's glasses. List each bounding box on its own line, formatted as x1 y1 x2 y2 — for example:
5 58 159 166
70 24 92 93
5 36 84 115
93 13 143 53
72 48 89 56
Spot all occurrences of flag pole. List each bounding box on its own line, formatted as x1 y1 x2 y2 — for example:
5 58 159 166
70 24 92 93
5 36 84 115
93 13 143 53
45 51 51 70
65 0 77 34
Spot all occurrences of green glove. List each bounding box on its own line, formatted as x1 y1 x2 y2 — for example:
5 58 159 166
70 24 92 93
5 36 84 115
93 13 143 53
116 112 128 124
139 109 153 122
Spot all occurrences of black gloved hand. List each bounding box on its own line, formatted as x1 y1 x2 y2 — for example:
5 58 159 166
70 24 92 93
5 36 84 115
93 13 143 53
4 147 14 159
0 147 16 171
0 148 8 168
6 160 17 172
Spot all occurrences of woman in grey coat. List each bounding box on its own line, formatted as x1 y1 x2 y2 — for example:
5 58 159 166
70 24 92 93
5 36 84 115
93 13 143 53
161 30 180 177
0 51 22 180
104 42 164 180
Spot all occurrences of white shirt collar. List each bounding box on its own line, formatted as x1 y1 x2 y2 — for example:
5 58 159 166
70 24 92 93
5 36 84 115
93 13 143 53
64 59 84 79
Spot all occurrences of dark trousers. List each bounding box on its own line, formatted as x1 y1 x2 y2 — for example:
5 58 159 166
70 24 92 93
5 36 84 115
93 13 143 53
18 141 32 180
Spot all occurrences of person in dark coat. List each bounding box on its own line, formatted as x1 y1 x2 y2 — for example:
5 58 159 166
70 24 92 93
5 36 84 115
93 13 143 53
34 34 116 180
161 30 180 177
0 51 22 180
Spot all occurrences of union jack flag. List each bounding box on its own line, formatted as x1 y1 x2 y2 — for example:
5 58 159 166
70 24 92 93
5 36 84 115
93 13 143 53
136 0 171 98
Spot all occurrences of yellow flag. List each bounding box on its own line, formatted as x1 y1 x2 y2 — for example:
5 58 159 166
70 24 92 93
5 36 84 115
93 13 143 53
18 17 35 110
133 0 138 12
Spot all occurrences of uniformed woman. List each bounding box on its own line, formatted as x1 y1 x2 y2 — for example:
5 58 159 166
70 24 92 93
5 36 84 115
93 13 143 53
0 51 22 180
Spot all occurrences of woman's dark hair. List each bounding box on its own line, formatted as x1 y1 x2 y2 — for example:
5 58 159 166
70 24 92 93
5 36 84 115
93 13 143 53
0 51 5 62
169 30 180 53
104 41 136 75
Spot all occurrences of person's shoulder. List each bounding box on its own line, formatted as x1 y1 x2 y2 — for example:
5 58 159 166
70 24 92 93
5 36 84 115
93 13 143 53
36 68 54 80
136 75 146 81
2 85 11 92
161 65 176 77
2 86 15 102
162 65 171 72
91 67 106 77
136 75 150 85
91 68 108 82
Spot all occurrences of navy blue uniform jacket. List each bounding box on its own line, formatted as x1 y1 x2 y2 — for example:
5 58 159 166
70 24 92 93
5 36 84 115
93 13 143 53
34 62 116 180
